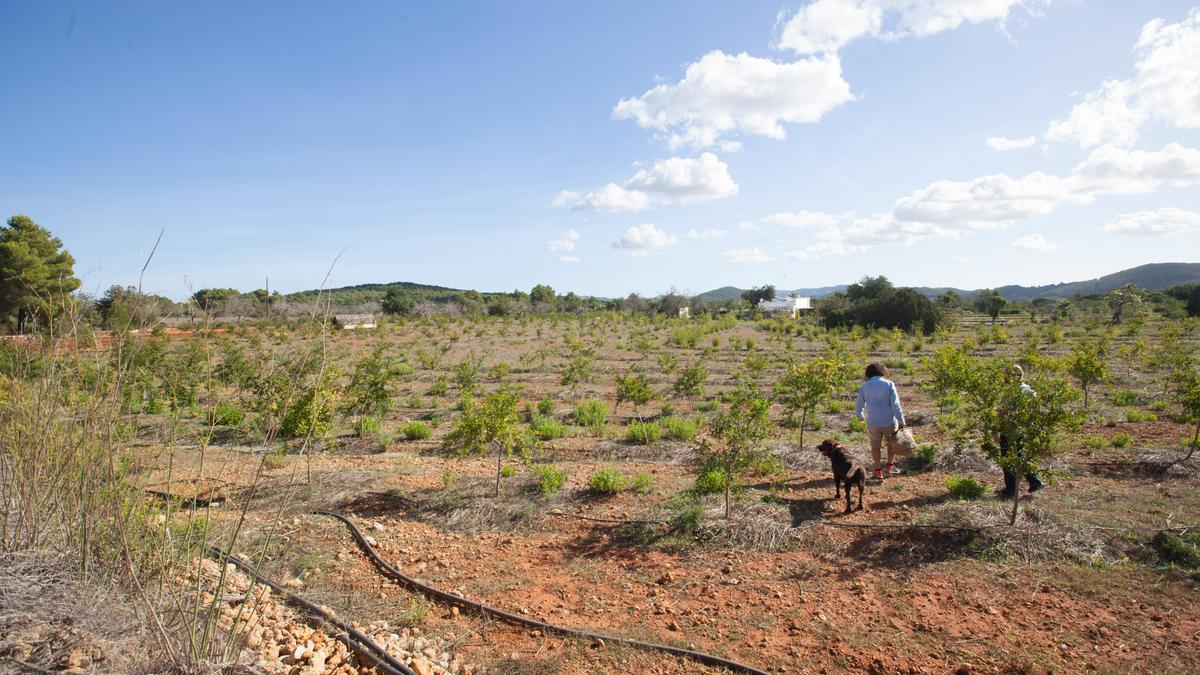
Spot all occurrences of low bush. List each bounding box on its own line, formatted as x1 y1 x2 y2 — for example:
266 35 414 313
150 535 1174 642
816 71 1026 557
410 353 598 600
1110 390 1139 406
632 472 654 493
588 466 627 494
1111 433 1133 449
536 397 555 416
907 443 937 471
398 421 432 441
531 464 568 497
573 399 608 434
660 416 699 441
693 468 730 495
1126 410 1157 423
499 464 516 478
847 418 866 433
1149 531 1200 570
529 414 569 440
1082 435 1106 450
625 421 662 445
209 400 245 427
945 475 986 500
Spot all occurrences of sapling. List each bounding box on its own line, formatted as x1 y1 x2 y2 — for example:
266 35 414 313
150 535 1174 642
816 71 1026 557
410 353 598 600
1067 339 1107 410
773 356 842 452
697 387 772 518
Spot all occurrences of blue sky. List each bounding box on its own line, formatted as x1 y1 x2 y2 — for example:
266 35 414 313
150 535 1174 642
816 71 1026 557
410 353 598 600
2 1 1199 300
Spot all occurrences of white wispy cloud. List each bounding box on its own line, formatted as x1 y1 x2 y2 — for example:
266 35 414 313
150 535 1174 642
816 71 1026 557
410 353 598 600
1102 207 1200 236
547 229 580 252
986 135 1037 151
612 224 679 255
1047 9 1200 148
776 0 1044 55
549 190 580 207
1012 233 1057 251
557 255 581 263
724 246 774 264
563 153 738 213
686 227 728 240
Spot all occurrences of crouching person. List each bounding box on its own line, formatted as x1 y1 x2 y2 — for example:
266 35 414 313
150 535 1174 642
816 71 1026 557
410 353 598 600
997 365 1044 497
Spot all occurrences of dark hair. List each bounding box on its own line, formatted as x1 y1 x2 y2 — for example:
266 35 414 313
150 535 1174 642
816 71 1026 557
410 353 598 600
865 362 888 379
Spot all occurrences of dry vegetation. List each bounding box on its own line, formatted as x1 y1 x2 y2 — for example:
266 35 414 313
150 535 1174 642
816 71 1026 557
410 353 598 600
2 304 1199 673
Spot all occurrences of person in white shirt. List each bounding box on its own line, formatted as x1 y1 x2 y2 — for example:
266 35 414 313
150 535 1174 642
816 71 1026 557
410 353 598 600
997 364 1045 496
855 362 906 480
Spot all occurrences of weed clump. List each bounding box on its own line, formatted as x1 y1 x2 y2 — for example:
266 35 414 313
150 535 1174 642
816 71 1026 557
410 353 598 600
588 466 627 494
531 464 568 497
945 475 986 500
625 421 661 445
398 421 432 441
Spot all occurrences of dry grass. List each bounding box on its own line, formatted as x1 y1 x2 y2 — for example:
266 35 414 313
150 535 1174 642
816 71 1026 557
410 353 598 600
920 501 1116 564
0 552 161 674
694 497 795 551
404 476 565 532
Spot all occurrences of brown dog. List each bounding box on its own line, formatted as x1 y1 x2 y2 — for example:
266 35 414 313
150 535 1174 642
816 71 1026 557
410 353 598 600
817 439 867 514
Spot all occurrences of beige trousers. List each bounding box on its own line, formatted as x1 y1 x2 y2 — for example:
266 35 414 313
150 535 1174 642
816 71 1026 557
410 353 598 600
867 425 898 469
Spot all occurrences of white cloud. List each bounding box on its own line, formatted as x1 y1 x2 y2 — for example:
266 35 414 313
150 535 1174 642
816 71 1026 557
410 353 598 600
1012 233 1057 251
549 190 580 207
986 135 1037 151
1047 9 1200 148
761 210 841 228
547 229 580 252
565 153 739 213
1102 207 1200 236
686 227 728 240
612 224 679 254
893 143 1200 229
777 0 1042 55
724 246 774 264
573 183 652 213
738 221 761 232
612 51 855 150
558 256 581 263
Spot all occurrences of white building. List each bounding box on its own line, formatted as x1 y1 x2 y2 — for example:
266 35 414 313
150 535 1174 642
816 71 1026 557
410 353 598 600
759 295 811 318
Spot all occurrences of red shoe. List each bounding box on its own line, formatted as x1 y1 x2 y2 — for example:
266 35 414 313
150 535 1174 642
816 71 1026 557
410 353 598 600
872 469 884 480
885 464 902 475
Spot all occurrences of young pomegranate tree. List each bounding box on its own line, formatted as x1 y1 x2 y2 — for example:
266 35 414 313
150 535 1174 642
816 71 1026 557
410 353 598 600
696 387 772 518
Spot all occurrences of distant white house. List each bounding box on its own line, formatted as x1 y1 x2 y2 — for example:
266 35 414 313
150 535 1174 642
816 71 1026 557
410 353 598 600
759 295 811 318
678 307 690 319
333 314 377 329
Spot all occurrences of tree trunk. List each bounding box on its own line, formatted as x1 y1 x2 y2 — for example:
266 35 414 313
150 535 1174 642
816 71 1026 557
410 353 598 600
1082 385 1089 411
724 485 731 519
1184 420 1200 464
1009 474 1021 525
799 409 808 452
495 442 502 497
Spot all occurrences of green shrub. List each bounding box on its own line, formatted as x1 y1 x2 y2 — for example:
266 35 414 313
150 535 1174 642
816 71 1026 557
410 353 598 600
847 418 866 433
573 399 609 434
1111 433 1132 448
1150 531 1200 570
588 466 627 494
537 397 555 416
1082 435 1106 450
660 416 699 441
1126 410 1157 423
531 464 568 497
945 475 986 500
398 421 432 441
625 421 662 445
1110 390 1139 406
693 468 730 495
907 443 937 470
427 377 448 396
209 400 245 427
280 384 336 439
673 504 705 533
632 472 654 493
499 464 516 478
357 415 381 437
530 414 569 440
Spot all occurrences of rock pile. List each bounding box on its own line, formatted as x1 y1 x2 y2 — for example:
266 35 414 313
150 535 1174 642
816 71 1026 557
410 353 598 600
192 558 469 674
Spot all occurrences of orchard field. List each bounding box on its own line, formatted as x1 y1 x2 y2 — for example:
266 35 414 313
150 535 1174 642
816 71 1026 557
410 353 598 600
3 306 1200 674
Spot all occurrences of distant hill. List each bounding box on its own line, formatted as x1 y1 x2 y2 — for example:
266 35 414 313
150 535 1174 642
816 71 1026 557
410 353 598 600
696 263 1200 303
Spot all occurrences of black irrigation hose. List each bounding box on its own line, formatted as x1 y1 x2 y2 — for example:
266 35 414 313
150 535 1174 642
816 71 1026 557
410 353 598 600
316 510 772 675
208 548 417 675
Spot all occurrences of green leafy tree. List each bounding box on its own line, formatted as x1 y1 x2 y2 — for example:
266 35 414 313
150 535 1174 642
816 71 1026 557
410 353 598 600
846 275 894 302
1105 284 1145 324
773 357 842 451
381 288 417 316
994 375 1081 523
191 288 240 311
698 388 772 518
1146 325 1194 394
0 215 81 332
974 289 1007 324
342 347 396 436
740 285 776 307
615 368 657 422
1067 339 1107 410
672 360 709 398
445 388 526 496
1172 368 1200 465
1055 299 1073 321
530 284 557 307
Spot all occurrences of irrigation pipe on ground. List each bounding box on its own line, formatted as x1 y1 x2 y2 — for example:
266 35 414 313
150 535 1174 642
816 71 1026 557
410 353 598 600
316 510 772 675
208 548 416 675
